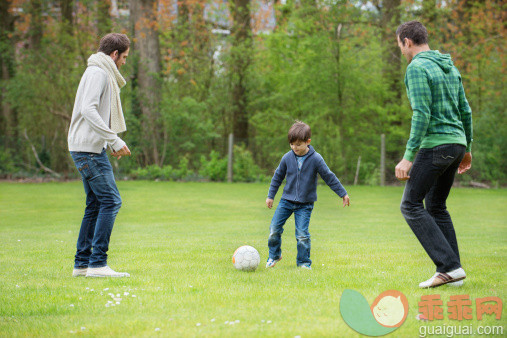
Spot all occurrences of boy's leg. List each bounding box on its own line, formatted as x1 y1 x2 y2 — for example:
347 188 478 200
268 199 294 260
294 202 313 266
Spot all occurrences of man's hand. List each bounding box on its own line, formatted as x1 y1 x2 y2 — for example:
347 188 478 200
458 152 472 174
266 198 274 209
342 195 350 207
395 158 413 181
112 145 131 160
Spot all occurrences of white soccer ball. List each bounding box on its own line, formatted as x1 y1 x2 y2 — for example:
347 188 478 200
232 245 260 271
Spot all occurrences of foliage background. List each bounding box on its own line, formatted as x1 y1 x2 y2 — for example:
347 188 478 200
0 0 505 185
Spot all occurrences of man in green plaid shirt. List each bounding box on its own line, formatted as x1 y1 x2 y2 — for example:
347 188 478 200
395 21 473 289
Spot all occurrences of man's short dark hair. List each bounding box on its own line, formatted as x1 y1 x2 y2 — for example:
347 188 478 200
98 33 130 55
396 21 428 46
288 121 311 143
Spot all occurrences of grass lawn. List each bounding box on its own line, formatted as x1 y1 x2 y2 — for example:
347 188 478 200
0 181 505 337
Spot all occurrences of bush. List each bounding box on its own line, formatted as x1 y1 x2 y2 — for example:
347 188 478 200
200 151 228 181
233 145 268 182
0 148 16 177
130 165 174 180
174 157 192 180
360 162 380 186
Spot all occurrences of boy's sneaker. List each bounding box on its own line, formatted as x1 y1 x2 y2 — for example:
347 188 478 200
299 264 311 270
419 268 466 288
266 257 282 268
72 267 87 277
86 266 130 278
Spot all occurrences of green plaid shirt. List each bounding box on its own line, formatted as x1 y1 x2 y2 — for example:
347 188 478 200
403 50 473 161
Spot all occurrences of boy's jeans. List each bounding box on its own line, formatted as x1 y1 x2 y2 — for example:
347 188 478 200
400 144 466 273
268 198 314 266
70 149 122 268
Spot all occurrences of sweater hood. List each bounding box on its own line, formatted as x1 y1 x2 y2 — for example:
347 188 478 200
413 50 454 73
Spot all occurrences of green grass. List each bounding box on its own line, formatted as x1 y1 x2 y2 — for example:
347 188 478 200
0 182 506 337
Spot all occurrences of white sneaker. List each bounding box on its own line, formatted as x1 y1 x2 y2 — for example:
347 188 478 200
448 280 464 287
86 266 130 278
266 256 282 268
419 268 466 288
72 267 87 277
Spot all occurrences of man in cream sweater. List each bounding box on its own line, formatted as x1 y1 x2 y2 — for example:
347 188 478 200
68 33 131 278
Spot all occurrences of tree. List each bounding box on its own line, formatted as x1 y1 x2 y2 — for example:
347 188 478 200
60 0 74 35
379 0 402 106
129 0 162 165
0 0 17 147
97 0 112 36
229 0 252 145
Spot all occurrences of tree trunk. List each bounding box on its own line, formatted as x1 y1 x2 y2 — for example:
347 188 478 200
129 0 162 165
380 0 402 108
230 0 252 145
60 0 74 35
28 0 43 50
0 0 17 146
380 0 402 181
331 23 347 174
97 0 112 37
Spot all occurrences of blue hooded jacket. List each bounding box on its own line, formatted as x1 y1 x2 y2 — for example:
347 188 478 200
267 145 347 203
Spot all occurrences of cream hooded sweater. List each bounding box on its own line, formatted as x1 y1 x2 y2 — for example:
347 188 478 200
68 66 126 153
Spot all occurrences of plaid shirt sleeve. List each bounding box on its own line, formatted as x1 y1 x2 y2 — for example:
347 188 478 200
458 79 473 152
404 65 432 161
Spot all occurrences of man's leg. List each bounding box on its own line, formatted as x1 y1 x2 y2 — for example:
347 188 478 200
75 179 100 268
425 145 466 263
86 150 122 268
71 152 101 269
268 199 293 261
294 203 313 267
400 147 461 273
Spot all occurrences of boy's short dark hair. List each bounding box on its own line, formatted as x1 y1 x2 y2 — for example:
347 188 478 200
396 21 428 46
288 121 311 143
98 33 130 56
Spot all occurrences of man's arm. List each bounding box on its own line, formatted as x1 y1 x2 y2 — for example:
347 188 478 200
456 76 473 174
403 65 432 162
458 77 473 152
80 71 126 152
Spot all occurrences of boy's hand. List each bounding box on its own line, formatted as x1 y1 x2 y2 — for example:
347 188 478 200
342 195 350 207
266 198 274 209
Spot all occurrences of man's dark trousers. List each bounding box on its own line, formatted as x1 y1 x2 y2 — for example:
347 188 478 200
401 144 466 273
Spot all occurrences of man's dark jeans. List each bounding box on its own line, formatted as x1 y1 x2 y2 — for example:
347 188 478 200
70 149 122 268
400 144 466 273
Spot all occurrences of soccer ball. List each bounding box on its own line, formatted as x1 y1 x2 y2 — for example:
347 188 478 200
232 245 260 271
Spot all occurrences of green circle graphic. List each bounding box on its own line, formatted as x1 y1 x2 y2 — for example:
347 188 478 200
340 289 401 336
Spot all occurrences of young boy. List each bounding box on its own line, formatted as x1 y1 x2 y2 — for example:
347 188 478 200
265 121 350 269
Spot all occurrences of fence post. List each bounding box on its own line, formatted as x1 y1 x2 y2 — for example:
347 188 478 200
380 134 385 186
227 133 234 183
354 156 361 185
